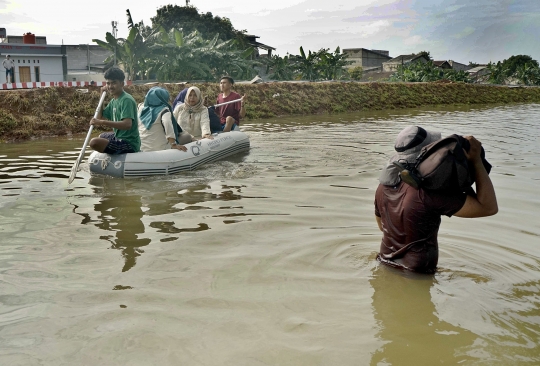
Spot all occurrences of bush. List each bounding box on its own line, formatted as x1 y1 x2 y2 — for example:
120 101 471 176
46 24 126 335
0 110 18 135
348 66 363 81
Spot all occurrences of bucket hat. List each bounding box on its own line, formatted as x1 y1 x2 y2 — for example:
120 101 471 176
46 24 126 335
378 125 441 186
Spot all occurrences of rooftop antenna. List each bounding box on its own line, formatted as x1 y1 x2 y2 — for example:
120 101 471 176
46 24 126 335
111 21 118 66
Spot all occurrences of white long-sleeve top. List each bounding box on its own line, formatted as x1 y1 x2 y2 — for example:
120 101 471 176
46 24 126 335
137 104 176 152
173 103 211 139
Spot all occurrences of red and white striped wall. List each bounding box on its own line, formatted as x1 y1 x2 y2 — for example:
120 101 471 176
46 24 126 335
0 81 132 90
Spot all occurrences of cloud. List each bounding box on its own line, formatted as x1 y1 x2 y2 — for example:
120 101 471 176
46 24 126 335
2 0 539 64
452 26 475 39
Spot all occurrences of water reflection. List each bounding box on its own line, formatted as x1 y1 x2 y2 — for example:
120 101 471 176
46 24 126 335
79 178 254 272
94 193 150 272
370 265 477 365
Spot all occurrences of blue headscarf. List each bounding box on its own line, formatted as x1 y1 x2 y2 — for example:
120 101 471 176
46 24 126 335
172 88 188 110
140 87 181 143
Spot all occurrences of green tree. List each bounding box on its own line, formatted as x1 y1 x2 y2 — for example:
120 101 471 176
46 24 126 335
389 61 471 83
264 54 297 80
318 47 352 80
417 50 433 61
294 47 324 81
514 63 540 85
501 55 539 78
348 66 363 81
147 28 256 81
147 28 213 81
94 8 257 82
92 10 153 80
151 5 247 45
486 61 507 84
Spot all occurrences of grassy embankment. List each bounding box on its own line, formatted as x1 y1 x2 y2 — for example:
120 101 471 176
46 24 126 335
1 82 540 142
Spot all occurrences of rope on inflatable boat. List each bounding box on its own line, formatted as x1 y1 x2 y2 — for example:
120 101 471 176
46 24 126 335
90 155 113 170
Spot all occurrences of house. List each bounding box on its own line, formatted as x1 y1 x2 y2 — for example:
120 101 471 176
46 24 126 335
342 48 392 71
245 34 275 58
448 60 471 72
1 31 115 84
433 60 452 69
5 34 47 44
64 44 112 82
466 66 490 82
382 54 430 72
1 33 66 83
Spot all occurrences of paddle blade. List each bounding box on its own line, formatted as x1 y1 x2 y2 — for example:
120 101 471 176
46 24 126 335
67 160 80 184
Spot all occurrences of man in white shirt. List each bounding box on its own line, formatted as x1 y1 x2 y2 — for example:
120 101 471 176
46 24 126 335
2 55 15 83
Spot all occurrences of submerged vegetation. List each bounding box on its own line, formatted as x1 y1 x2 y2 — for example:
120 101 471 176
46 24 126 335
1 82 540 142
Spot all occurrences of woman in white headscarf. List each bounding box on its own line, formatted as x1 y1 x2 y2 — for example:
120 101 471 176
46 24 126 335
173 86 212 140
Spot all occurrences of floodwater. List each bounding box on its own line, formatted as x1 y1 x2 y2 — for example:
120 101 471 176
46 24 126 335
0 104 539 365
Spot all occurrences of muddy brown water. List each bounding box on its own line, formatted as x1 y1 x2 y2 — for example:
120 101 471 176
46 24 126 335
0 104 539 365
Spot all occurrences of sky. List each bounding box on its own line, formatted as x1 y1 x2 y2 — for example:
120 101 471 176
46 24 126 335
1 0 539 64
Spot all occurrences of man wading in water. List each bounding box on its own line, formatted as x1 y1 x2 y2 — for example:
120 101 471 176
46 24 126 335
374 126 498 273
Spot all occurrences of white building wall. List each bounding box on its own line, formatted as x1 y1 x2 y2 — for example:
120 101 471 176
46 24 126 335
10 55 64 82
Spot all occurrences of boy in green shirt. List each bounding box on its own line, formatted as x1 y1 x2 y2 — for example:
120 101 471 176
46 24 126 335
89 67 141 154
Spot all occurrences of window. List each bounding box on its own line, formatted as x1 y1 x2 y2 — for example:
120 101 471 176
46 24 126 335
23 60 25 63
34 66 40 82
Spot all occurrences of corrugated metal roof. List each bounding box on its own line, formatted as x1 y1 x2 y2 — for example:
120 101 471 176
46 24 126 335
466 66 489 73
384 54 428 63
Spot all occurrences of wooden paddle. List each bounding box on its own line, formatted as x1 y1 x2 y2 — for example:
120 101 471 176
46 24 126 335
67 91 107 184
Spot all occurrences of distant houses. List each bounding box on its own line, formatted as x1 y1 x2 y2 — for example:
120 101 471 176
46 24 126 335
433 60 452 69
466 66 490 82
0 33 66 83
447 60 471 72
1 31 114 83
245 34 275 58
342 48 392 72
64 44 112 82
340 48 483 82
382 54 431 72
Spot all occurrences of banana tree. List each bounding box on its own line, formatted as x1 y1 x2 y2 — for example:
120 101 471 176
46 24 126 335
513 63 540 85
295 46 322 81
318 47 352 80
146 28 214 81
147 28 257 81
92 10 150 80
264 54 296 80
487 62 507 84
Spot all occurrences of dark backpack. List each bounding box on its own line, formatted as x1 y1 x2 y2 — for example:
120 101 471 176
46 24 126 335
208 106 222 133
394 134 491 192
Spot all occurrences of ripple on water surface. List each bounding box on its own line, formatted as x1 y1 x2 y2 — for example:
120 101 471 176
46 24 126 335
0 104 539 364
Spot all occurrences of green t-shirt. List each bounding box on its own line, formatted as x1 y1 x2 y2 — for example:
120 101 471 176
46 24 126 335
103 91 141 152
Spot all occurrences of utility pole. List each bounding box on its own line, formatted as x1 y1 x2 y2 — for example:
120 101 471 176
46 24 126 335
111 21 118 66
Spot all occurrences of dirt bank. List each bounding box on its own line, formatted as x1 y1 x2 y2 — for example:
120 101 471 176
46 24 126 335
1 82 540 142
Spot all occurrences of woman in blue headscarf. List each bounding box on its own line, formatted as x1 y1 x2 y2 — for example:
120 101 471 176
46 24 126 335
138 87 192 152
